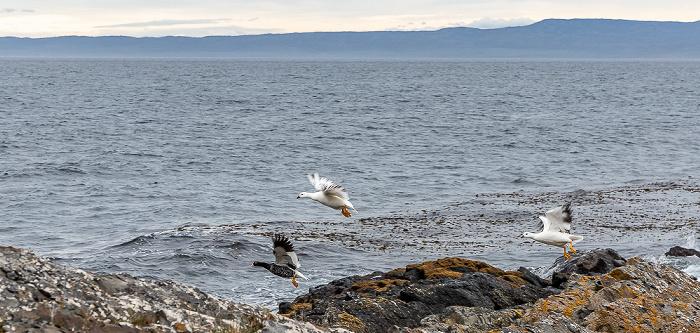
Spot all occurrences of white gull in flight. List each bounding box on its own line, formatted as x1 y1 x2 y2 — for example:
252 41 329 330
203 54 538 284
523 203 583 260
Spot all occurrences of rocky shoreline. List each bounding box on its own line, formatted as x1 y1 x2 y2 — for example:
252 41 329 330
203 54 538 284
2 246 699 332
280 248 700 333
0 246 346 333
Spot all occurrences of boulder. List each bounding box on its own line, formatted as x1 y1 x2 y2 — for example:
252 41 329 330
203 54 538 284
281 257 558 333
517 258 700 333
282 249 700 333
549 248 627 288
665 246 700 258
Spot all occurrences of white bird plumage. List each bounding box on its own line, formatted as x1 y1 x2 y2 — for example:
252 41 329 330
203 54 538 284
522 203 583 260
297 173 357 217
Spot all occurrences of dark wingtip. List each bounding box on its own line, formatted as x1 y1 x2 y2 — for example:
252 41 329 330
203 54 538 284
562 202 573 222
562 202 572 212
272 234 295 252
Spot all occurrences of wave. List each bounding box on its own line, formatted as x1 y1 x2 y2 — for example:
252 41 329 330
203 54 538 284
112 235 156 248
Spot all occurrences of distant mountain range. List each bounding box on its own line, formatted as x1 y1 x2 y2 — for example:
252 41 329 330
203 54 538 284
2 19 700 58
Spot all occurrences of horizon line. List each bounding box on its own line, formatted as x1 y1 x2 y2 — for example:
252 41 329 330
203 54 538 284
3 18 699 39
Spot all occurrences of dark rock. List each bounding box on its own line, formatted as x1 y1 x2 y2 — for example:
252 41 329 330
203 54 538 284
401 267 422 281
3 269 20 281
279 301 294 315
281 257 558 333
549 248 627 288
517 266 549 288
665 245 700 258
385 255 700 333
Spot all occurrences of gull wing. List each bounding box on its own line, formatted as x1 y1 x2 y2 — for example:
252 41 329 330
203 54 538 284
272 234 300 269
543 203 573 233
307 173 349 200
537 215 551 233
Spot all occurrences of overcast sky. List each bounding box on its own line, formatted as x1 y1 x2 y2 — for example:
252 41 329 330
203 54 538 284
2 1 699 38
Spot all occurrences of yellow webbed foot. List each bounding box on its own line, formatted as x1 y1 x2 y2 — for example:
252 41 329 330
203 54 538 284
292 275 298 288
569 243 577 254
341 206 351 217
564 251 571 260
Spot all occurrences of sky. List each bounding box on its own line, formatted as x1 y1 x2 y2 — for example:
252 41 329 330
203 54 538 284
1 1 699 38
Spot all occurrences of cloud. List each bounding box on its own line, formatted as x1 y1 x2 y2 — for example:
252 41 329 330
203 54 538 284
95 19 229 29
466 17 535 29
1 8 35 14
91 18 283 37
93 23 284 37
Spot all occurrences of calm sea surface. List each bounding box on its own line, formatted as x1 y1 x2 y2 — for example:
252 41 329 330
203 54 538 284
1 59 699 308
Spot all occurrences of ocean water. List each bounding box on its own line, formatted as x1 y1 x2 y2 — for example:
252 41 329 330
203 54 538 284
1 59 699 308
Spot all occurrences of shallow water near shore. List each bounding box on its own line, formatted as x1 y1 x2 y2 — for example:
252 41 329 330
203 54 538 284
1 59 699 308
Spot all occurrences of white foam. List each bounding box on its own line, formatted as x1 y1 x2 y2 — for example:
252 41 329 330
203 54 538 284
644 229 700 278
681 229 697 249
680 230 700 277
683 264 700 277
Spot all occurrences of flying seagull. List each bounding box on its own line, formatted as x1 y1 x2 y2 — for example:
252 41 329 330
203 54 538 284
522 203 583 260
297 173 357 217
252 234 308 287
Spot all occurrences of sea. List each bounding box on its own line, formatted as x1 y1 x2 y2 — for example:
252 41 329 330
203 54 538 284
1 58 699 309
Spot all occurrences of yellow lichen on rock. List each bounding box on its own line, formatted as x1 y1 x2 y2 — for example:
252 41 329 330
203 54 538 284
609 268 634 281
519 259 700 333
500 273 527 287
405 257 508 280
385 267 407 277
279 302 312 316
350 279 409 293
336 312 366 332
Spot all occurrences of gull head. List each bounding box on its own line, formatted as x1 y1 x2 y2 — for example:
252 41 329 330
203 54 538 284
297 192 310 199
522 232 534 239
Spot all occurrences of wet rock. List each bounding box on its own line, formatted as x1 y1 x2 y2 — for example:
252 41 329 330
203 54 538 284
549 248 627 288
517 266 549 288
665 245 700 258
0 246 348 333
281 257 558 333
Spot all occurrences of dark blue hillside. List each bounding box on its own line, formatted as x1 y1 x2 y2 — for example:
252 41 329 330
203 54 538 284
1 19 699 58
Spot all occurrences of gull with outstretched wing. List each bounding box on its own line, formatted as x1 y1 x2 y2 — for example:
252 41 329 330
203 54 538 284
252 234 308 287
297 173 357 217
523 203 583 260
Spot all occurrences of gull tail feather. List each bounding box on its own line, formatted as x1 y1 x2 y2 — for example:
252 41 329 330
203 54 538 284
295 271 309 280
571 235 584 243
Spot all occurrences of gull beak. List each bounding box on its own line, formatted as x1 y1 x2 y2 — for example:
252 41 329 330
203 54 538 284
296 196 300 199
